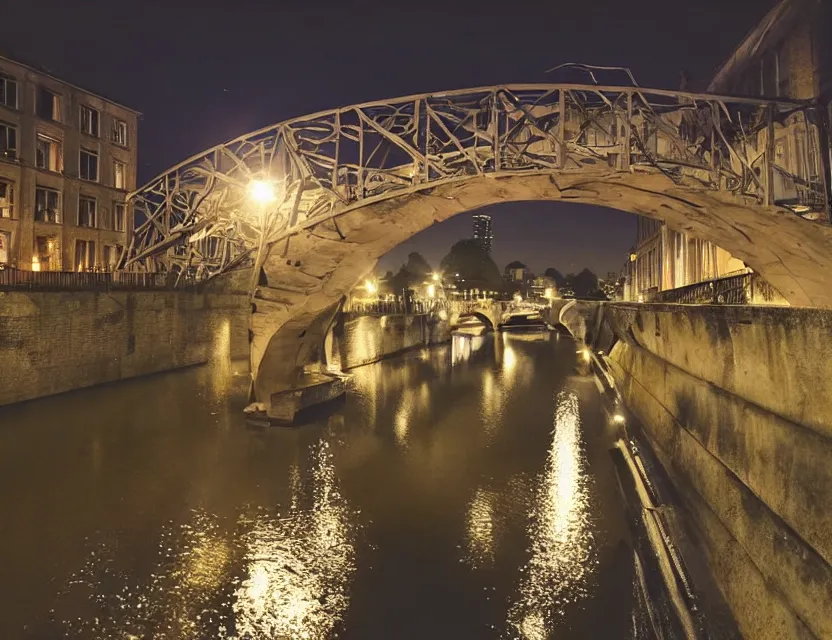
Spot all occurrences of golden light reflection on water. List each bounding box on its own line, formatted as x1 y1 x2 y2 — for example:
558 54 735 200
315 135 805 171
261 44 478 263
505 390 596 639
233 440 357 640
464 488 497 569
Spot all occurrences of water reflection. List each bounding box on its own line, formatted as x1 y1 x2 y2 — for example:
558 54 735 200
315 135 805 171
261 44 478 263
465 487 498 569
506 390 596 639
233 438 358 640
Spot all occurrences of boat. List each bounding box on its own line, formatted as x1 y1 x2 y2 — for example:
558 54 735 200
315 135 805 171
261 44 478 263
498 310 550 332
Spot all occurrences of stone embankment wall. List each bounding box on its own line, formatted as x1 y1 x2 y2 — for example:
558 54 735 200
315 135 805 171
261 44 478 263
551 301 832 640
330 313 451 370
0 291 249 406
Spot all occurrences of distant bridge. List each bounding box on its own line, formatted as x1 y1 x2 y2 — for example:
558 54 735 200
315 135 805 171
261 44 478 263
120 83 832 416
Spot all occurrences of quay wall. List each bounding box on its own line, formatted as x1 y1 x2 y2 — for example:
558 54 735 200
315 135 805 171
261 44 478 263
550 301 832 640
0 290 249 407
331 313 451 370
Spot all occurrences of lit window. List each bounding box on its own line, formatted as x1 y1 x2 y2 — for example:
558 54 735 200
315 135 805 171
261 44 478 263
37 88 61 122
80 105 99 136
0 180 13 218
79 148 99 181
35 187 60 223
114 202 126 232
0 121 17 161
74 239 96 271
111 119 128 146
78 196 97 227
0 75 17 108
36 133 63 172
113 160 126 189
34 235 59 271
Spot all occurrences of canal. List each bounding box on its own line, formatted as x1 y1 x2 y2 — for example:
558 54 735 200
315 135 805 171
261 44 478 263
0 331 639 639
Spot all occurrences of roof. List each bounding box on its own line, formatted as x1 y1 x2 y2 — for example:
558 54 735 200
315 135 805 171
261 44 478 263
0 52 142 116
707 0 801 92
505 261 527 269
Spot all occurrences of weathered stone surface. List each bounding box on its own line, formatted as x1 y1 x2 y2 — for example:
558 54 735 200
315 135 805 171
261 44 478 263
554 301 832 640
0 291 249 406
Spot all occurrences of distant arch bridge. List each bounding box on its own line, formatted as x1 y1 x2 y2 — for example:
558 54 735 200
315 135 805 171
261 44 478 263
121 84 831 416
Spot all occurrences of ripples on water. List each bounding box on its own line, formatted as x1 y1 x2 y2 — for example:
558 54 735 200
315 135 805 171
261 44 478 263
4 331 634 639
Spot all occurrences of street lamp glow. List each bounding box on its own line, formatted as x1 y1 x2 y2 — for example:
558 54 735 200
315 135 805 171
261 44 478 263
365 280 377 295
432 273 440 282
249 179 277 204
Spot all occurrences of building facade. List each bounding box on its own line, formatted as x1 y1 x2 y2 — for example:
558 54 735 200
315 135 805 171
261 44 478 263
472 214 493 253
708 0 830 215
627 217 747 300
627 0 829 302
0 55 139 271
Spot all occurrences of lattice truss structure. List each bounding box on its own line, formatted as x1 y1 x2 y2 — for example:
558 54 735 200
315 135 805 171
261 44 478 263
124 84 828 282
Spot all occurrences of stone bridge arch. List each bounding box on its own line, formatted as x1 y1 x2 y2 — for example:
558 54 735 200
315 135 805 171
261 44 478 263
448 300 504 330
121 84 832 417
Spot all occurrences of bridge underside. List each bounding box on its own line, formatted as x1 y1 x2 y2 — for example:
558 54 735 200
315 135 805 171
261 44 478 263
252 168 832 416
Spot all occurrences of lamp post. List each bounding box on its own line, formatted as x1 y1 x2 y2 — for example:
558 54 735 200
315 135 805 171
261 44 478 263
247 178 278 298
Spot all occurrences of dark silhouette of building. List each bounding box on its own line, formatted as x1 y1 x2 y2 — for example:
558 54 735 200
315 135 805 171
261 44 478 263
472 214 493 253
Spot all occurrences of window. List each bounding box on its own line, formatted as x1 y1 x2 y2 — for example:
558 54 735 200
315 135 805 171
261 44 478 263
80 105 99 136
114 202 126 232
34 235 59 271
113 160 126 189
79 148 99 181
37 88 61 122
0 75 17 108
0 122 17 161
74 239 96 271
0 180 13 218
78 196 97 227
36 134 63 172
103 244 121 271
111 119 128 146
35 187 60 223
0 230 10 264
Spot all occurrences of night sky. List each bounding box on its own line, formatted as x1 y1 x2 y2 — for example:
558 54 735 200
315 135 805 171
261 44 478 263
1 0 774 277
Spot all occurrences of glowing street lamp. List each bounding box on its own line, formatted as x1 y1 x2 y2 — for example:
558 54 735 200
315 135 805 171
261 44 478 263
249 179 277 205
431 272 440 282
365 279 378 295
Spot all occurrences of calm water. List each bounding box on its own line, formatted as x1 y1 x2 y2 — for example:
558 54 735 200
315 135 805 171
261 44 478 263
0 332 636 639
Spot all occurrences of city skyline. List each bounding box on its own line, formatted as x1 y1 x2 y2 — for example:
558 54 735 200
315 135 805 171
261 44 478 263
378 202 636 279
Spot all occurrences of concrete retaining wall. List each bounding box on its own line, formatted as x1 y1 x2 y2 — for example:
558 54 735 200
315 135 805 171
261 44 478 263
552 301 832 640
0 290 249 406
331 313 451 370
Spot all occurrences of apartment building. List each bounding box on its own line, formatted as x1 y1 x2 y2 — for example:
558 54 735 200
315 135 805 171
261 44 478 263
0 54 139 271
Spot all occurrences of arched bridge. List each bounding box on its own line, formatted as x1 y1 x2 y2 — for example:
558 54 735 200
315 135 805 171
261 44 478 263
122 84 831 417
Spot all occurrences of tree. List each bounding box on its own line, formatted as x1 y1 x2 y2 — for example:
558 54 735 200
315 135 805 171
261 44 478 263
571 268 599 297
404 252 432 279
440 239 502 290
544 267 565 288
390 252 433 294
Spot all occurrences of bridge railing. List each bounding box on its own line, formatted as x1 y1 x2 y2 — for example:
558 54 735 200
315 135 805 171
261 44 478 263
0 268 202 292
648 272 787 305
122 83 829 283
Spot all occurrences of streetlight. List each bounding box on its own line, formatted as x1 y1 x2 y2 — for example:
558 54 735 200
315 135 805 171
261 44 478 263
247 177 281 298
249 179 277 205
431 272 440 282
365 279 377 296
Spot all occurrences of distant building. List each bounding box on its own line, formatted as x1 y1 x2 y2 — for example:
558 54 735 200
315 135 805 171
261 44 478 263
504 260 527 283
0 54 139 271
626 217 747 301
472 214 493 253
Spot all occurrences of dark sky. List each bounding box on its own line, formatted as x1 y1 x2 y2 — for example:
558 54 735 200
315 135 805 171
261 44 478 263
1 0 775 276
